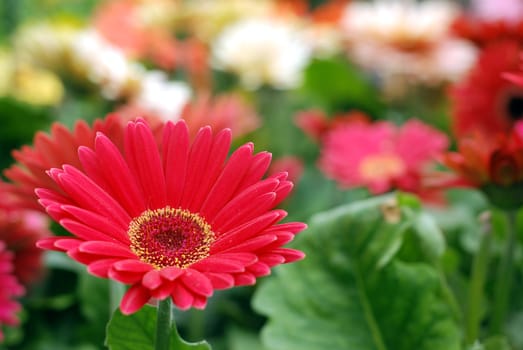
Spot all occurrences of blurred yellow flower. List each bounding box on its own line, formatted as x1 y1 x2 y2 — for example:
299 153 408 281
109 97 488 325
10 64 64 106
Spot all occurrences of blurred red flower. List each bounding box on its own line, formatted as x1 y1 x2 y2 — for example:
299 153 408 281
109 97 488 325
450 40 523 138
443 121 523 208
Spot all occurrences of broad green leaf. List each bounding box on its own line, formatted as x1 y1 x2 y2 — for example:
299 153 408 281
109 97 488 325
253 195 460 350
106 306 211 350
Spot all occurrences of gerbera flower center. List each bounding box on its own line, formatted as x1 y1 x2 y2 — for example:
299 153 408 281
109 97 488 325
128 207 215 269
359 154 406 182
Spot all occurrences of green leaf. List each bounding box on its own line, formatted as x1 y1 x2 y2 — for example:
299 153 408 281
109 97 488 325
253 195 460 350
301 57 383 115
106 305 211 350
411 212 446 263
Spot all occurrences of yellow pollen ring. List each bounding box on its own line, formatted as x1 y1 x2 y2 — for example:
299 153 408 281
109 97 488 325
128 207 215 269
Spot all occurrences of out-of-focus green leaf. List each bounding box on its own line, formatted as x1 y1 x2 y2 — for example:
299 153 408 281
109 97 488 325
468 336 512 350
301 57 383 115
253 195 460 350
226 327 265 350
106 306 211 350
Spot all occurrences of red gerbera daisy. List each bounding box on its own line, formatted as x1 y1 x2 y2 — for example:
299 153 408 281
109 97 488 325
4 114 162 212
319 118 449 199
450 40 523 138
0 241 25 343
36 119 305 314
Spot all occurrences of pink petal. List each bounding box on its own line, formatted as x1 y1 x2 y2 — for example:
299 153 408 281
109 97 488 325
113 259 152 273
212 191 278 232
272 248 305 263
162 121 189 207
205 272 234 289
160 266 184 281
85 134 145 216
190 256 246 273
120 284 151 315
54 166 131 228
233 273 256 286
54 238 83 251
200 143 254 220
171 283 194 310
211 210 286 252
36 237 66 250
192 295 208 309
186 128 231 212
78 241 135 258
142 269 162 290
125 121 167 208
258 253 286 267
181 269 213 297
246 262 271 277
60 218 126 244
235 151 272 194
219 234 277 254
108 267 146 284
180 127 213 207
87 258 120 278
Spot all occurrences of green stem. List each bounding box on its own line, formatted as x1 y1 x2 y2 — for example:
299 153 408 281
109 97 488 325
489 210 518 335
437 264 462 326
155 298 173 350
465 216 492 345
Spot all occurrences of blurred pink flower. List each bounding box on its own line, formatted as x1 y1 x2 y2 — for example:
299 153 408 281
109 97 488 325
294 109 370 142
319 119 449 197
0 241 25 343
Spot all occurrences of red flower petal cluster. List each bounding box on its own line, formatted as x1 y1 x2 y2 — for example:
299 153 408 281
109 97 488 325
450 40 523 138
444 122 523 186
36 119 305 314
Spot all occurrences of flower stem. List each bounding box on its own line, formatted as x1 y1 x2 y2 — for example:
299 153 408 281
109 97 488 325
155 298 173 350
489 210 518 335
465 212 492 345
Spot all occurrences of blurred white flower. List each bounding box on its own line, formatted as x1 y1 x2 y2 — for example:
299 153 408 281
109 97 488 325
212 17 312 90
13 22 77 70
471 0 523 23
339 0 477 97
133 71 191 121
70 29 142 99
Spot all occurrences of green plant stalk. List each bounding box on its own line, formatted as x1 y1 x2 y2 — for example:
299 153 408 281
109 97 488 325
465 226 491 345
490 210 518 335
437 264 462 326
155 298 173 350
